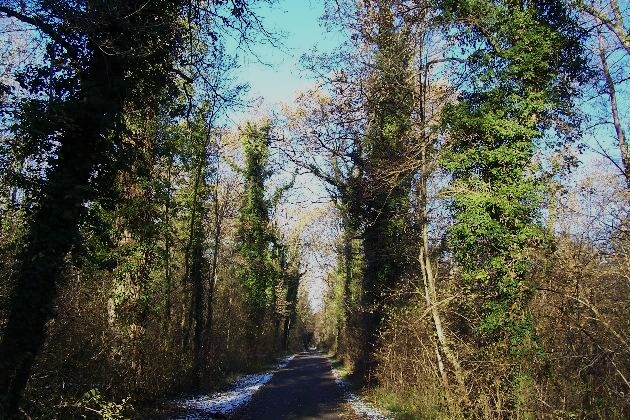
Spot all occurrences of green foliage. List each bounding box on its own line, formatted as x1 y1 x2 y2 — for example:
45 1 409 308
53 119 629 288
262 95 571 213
361 1 416 292
0 0 300 417
440 0 588 413
371 387 454 420
71 389 131 420
237 121 276 313
443 0 582 341
235 120 304 358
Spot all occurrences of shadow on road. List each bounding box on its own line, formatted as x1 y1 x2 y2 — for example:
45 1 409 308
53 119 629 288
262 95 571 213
233 351 346 420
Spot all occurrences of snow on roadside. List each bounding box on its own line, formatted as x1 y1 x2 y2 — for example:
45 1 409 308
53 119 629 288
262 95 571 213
331 367 391 420
172 355 294 419
273 354 294 370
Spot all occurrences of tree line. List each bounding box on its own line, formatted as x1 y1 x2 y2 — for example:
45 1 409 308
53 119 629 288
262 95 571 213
0 0 629 419
284 0 628 418
0 1 305 418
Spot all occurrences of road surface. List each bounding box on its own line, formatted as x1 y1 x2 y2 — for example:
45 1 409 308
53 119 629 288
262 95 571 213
233 351 351 419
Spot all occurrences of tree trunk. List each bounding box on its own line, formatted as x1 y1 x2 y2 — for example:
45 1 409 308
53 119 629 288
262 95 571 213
0 148 92 416
203 170 221 366
283 316 292 351
164 154 174 334
356 223 382 385
598 29 630 187
187 156 207 386
0 49 120 413
416 156 468 406
191 237 205 386
420 236 469 404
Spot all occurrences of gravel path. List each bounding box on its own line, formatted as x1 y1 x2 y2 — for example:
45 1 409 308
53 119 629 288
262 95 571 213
233 351 347 419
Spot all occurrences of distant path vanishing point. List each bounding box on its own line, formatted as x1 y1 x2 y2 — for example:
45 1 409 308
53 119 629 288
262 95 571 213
233 351 352 420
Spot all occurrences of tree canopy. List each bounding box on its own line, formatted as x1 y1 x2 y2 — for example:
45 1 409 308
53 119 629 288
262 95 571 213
0 0 628 418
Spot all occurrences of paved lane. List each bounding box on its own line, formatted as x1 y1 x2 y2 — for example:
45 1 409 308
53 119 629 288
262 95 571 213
234 351 347 419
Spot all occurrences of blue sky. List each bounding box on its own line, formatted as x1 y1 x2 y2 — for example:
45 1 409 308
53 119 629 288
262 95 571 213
236 0 339 109
230 1 344 310
227 1 630 310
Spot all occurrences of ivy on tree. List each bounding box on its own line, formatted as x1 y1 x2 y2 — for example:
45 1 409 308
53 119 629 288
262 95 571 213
237 122 276 327
440 0 587 410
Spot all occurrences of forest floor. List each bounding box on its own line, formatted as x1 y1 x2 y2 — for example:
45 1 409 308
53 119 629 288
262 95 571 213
167 350 389 419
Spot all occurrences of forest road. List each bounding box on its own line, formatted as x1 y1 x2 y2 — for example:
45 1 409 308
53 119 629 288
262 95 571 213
232 351 351 419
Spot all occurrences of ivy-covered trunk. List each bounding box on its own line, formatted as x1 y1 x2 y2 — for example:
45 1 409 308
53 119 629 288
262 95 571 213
237 122 274 361
0 1 184 414
354 0 415 383
0 49 125 416
186 139 211 386
440 0 587 414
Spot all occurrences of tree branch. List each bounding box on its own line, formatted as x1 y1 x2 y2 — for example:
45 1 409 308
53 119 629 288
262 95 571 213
579 0 630 55
0 6 78 61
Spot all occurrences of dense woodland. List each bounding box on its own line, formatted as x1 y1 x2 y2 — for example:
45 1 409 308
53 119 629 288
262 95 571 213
0 0 628 419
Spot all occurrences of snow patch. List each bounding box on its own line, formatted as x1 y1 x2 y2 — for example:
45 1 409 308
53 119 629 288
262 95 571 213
172 355 295 419
331 367 391 420
274 354 295 369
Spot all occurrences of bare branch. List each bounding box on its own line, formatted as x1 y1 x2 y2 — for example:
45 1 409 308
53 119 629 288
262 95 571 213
0 6 77 60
